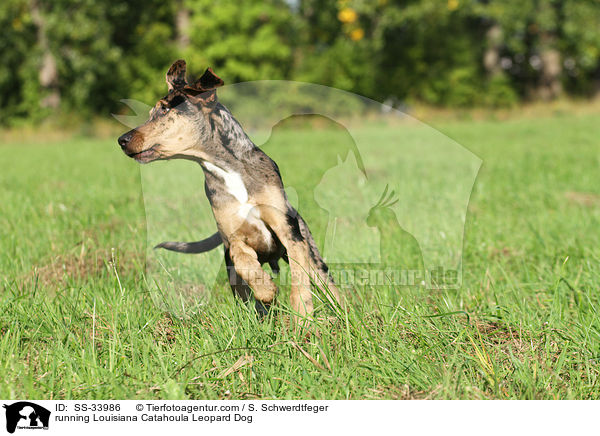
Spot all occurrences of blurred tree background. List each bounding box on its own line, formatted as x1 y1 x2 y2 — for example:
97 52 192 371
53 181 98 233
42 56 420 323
1 0 599 125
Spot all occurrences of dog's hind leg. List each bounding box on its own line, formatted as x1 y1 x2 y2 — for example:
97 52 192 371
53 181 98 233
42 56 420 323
260 208 315 324
297 215 342 308
228 239 278 315
268 260 280 275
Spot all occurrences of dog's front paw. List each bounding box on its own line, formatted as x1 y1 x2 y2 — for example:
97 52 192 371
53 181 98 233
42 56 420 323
254 300 271 318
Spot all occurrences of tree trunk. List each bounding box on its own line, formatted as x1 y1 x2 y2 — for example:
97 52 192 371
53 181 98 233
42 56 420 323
535 0 563 100
176 2 190 51
483 24 503 77
31 0 60 109
537 37 562 100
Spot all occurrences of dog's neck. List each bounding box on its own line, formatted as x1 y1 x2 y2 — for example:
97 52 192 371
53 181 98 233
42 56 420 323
210 103 255 159
181 102 256 168
188 102 258 185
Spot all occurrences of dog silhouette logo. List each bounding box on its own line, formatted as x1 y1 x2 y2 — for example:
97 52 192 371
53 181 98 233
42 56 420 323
2 402 50 433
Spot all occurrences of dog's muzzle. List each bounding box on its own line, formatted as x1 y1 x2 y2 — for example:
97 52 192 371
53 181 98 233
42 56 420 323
118 130 135 150
118 129 159 163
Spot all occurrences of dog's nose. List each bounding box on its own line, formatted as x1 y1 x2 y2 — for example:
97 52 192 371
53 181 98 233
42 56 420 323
118 131 134 148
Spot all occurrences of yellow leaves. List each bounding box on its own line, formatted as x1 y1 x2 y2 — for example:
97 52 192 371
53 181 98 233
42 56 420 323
350 28 364 41
338 6 362 41
338 7 358 24
448 0 459 11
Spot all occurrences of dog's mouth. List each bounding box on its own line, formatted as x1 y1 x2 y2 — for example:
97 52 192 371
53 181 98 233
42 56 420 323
126 144 160 163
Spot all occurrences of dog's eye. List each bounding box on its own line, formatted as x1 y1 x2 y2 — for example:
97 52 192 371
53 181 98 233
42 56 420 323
161 106 170 115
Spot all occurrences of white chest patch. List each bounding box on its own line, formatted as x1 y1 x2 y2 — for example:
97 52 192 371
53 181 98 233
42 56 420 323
204 162 272 246
204 161 248 204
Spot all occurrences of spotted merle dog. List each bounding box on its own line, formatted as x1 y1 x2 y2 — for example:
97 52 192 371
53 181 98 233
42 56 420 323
117 60 341 323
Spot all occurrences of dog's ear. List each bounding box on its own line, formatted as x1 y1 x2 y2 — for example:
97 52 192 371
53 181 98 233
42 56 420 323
195 68 224 91
186 68 224 105
166 59 187 91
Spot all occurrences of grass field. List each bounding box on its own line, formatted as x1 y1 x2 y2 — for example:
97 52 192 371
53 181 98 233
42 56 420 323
1 110 599 399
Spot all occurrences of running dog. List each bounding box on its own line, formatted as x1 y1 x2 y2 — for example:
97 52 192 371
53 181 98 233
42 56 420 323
117 60 341 322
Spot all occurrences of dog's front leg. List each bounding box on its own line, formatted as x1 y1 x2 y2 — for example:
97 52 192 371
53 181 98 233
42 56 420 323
224 247 252 302
228 237 278 314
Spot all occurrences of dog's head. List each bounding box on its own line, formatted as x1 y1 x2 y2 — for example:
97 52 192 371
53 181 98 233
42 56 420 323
117 59 224 163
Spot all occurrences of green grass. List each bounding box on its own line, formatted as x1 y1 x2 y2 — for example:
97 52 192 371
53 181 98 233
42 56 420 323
1 111 599 399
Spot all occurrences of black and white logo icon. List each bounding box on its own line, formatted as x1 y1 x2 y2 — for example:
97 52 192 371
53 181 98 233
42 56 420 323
3 402 50 434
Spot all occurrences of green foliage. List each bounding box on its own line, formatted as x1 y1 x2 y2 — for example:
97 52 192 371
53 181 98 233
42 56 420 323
483 75 519 107
0 0 599 124
44 0 176 112
0 0 38 122
0 0 176 123
561 0 600 94
183 0 295 81
480 0 600 97
294 38 376 98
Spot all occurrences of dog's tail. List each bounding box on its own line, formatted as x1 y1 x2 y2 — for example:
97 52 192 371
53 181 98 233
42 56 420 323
154 232 222 253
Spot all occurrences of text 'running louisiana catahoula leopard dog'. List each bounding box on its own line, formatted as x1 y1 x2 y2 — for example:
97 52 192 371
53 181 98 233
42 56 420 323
117 60 341 324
